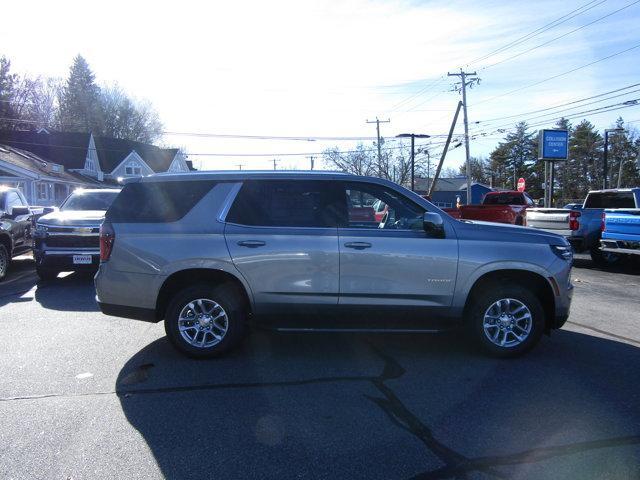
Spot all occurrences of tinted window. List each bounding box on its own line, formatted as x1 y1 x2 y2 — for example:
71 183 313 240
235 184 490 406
107 181 215 223
584 192 636 209
226 180 339 228
338 182 425 230
483 193 525 205
61 191 119 211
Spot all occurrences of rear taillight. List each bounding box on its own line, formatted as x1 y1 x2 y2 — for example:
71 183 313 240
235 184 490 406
100 222 115 262
569 211 581 231
600 212 606 232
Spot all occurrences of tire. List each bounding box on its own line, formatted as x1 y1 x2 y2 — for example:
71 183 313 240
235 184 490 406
0 244 9 282
467 284 545 358
590 247 622 268
164 283 247 359
36 267 59 281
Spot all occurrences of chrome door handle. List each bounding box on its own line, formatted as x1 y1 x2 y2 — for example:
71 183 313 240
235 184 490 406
344 242 372 250
237 240 266 248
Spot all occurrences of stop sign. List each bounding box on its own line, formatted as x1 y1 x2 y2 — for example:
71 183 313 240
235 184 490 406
517 177 526 192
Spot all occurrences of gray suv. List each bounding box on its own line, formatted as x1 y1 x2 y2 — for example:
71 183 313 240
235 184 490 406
95 172 573 358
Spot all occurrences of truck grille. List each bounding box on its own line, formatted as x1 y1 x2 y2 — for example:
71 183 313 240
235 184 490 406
46 235 99 249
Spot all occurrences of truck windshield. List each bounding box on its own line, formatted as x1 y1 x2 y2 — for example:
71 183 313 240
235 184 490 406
60 191 119 211
583 192 636 209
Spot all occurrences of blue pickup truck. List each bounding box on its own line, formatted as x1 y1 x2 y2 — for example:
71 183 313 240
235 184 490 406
527 188 640 266
600 208 640 264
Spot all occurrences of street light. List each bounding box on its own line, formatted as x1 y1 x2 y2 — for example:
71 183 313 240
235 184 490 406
603 128 624 189
396 133 430 191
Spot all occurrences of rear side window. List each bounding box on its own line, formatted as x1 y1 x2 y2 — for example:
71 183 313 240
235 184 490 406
226 180 340 228
584 192 636 209
107 180 216 223
483 193 525 205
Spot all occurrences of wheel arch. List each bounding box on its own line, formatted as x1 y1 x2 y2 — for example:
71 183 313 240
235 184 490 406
463 269 555 330
156 268 253 321
0 233 12 255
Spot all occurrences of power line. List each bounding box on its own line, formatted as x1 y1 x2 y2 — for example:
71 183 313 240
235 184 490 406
480 0 640 71
471 82 640 125
474 42 640 106
463 0 605 67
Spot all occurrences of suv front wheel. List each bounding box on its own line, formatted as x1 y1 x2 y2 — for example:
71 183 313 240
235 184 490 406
467 284 545 357
164 283 247 358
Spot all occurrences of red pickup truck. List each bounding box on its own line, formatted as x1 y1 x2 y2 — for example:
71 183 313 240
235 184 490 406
443 191 535 225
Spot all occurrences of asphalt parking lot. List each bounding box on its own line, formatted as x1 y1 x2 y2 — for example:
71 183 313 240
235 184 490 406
0 255 639 480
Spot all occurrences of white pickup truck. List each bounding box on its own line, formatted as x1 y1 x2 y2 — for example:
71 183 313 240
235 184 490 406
527 188 640 266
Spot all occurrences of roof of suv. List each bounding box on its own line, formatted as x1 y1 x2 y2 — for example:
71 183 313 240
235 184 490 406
136 170 360 183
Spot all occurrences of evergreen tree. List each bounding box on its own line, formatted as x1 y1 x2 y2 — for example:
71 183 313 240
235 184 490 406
488 122 537 191
57 55 103 132
565 120 603 198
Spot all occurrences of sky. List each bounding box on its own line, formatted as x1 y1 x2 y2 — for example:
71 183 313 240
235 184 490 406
2 0 640 172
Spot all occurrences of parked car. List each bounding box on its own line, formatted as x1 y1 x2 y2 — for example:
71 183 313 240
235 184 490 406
95 172 573 359
600 208 640 264
527 188 640 266
34 188 120 280
0 186 42 281
443 191 534 225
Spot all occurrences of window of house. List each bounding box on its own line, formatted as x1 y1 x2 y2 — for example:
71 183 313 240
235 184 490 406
37 183 48 200
125 162 142 176
5 191 25 210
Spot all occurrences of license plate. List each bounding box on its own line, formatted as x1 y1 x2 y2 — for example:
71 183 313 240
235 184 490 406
72 255 93 265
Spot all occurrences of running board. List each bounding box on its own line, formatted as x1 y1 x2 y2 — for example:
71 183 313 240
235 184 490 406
272 327 450 334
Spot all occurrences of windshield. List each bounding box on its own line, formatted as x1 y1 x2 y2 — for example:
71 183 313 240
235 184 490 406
60 191 119 211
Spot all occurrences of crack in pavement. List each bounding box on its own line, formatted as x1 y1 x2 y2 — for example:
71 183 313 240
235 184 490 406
410 435 640 479
2 340 638 480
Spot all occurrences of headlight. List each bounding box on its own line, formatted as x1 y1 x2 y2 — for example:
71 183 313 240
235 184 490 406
35 223 48 234
551 244 573 262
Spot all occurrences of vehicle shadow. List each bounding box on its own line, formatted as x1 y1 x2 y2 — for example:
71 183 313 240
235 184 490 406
33 271 99 312
572 255 640 275
116 330 640 480
0 256 38 307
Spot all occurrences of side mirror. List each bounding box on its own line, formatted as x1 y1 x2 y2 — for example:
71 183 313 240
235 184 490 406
10 206 30 217
423 212 445 237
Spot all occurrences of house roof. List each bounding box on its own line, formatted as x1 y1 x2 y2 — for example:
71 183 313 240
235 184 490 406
0 130 90 169
92 136 177 173
0 130 180 174
0 143 97 184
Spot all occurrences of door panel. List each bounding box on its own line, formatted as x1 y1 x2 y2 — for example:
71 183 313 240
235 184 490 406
225 224 339 310
339 229 458 308
336 181 458 311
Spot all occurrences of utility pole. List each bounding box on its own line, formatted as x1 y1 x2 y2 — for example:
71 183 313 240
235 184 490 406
448 69 479 204
307 156 315 170
236 163 243 171
429 101 463 197
396 133 430 191
603 128 624 189
273 158 278 171
366 117 390 177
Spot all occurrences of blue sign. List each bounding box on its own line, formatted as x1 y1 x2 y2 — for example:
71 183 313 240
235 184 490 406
539 129 568 160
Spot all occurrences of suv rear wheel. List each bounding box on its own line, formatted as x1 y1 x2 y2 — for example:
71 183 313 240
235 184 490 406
164 283 247 358
467 284 544 357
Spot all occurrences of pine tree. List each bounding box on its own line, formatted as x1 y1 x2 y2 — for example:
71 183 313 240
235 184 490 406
566 120 603 198
57 55 102 132
488 122 537 190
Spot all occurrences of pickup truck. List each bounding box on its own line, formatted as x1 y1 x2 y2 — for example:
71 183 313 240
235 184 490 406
600 208 640 263
0 186 48 281
527 188 640 266
34 188 121 280
443 191 534 225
